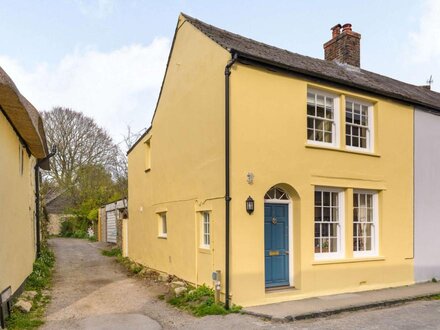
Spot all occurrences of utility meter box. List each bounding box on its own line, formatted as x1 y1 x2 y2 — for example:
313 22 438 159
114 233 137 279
212 271 220 281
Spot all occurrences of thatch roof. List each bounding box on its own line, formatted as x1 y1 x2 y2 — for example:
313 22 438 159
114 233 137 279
0 65 48 159
182 13 440 112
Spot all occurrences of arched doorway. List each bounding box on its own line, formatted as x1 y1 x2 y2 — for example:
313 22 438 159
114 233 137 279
264 186 293 288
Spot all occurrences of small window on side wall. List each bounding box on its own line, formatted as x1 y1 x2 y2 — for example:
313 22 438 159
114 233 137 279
145 138 151 172
19 143 24 176
200 212 210 249
158 212 167 238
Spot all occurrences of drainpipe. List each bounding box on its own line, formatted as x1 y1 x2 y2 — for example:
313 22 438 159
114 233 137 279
224 52 238 310
35 145 57 258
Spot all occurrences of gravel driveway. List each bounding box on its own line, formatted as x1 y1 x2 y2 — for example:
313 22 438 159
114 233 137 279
42 238 440 329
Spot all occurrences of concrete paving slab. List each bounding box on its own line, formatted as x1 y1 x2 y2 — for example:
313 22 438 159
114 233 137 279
243 282 440 321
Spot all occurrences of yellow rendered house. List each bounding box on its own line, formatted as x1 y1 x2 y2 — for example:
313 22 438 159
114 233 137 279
127 14 440 307
0 66 49 306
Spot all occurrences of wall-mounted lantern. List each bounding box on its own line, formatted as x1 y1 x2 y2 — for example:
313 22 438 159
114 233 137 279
246 196 254 215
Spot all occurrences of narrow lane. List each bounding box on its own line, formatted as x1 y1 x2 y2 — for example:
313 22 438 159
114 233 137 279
42 238 189 329
43 238 440 330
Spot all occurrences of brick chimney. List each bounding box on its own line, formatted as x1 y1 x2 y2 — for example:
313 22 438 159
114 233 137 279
324 23 361 67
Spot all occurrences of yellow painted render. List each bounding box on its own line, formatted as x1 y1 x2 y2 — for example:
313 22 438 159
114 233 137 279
128 16 414 307
228 64 414 306
127 15 230 288
0 110 37 295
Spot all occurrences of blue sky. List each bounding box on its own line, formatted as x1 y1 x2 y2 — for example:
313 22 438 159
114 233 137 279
0 0 438 145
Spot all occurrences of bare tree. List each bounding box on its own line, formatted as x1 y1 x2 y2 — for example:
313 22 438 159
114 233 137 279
122 125 148 151
42 107 123 189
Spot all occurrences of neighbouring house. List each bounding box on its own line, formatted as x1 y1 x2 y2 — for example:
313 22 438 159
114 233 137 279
127 14 440 307
98 198 128 251
44 189 75 236
0 65 49 322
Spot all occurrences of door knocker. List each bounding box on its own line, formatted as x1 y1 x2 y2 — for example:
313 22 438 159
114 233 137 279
272 217 277 225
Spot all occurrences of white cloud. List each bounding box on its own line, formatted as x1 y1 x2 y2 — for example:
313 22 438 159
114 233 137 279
408 0 440 63
76 0 116 19
400 0 440 91
0 37 170 145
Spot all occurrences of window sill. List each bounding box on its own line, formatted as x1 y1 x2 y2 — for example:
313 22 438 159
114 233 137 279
312 256 385 266
198 247 211 254
157 235 167 239
265 286 296 293
305 144 380 157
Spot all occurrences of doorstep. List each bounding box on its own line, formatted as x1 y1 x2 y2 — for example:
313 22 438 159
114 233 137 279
243 282 440 322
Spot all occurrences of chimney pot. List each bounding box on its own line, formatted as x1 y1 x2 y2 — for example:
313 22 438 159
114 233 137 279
331 24 342 38
342 23 352 32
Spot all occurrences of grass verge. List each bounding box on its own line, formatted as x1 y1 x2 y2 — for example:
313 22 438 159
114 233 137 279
101 247 241 317
6 246 55 329
168 284 241 317
101 248 144 274
101 247 122 257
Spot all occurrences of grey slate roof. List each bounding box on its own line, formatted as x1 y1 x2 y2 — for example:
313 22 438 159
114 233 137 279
182 13 440 112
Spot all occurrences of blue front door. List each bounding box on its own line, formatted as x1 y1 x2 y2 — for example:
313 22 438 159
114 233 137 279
264 203 289 287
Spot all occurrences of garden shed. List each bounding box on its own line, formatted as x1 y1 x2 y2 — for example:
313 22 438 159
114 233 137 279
99 198 128 249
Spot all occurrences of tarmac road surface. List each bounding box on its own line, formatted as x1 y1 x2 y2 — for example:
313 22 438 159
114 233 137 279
42 238 440 329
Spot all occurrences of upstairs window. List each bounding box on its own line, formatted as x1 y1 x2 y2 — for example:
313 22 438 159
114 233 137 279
345 100 372 150
307 90 338 146
144 138 151 172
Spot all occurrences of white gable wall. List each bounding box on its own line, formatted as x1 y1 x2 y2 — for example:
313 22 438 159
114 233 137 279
414 107 440 282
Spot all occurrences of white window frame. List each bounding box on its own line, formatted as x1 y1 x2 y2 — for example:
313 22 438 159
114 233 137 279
353 190 379 257
200 212 211 249
345 98 374 152
158 212 167 238
314 187 345 261
307 89 340 148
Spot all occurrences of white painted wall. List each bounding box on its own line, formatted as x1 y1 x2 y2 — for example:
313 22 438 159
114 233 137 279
106 210 117 243
415 108 440 282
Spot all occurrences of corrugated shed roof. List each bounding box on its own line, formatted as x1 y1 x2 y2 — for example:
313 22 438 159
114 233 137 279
182 13 440 112
0 65 49 159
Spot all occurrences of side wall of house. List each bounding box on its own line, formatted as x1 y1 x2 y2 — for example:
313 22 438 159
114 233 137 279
127 17 230 286
0 110 36 295
229 64 414 306
414 108 440 282
47 214 62 235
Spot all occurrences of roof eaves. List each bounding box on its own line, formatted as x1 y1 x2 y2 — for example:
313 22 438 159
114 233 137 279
235 51 440 112
0 66 49 159
182 13 440 114
126 125 152 155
